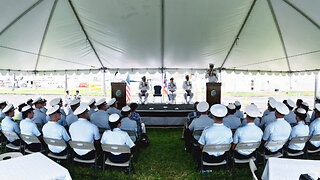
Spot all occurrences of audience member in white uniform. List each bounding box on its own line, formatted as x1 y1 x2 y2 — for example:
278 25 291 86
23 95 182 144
26 98 33 107
138 76 150 104
308 104 320 150
301 102 311 123
205 63 218 83
1 104 21 146
88 98 97 117
198 104 232 163
40 99 48 114
260 98 277 129
287 108 309 153
241 103 261 127
69 103 100 160
120 106 138 142
311 96 320 121
20 105 42 152
0 100 8 120
183 75 194 104
47 98 67 126
106 98 121 116
101 113 135 163
168 77 177 103
223 103 241 130
32 97 47 125
262 97 275 117
66 99 80 126
262 102 291 155
17 102 27 121
232 104 263 159
234 101 244 119
90 98 110 129
284 99 297 125
42 105 70 155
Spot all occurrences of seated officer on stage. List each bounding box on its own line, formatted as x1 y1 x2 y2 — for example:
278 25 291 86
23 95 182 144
69 103 100 160
66 99 80 126
138 76 150 104
198 104 232 163
223 103 241 130
90 98 110 129
234 101 244 119
32 97 47 125
308 104 320 151
42 105 70 156
262 102 291 155
168 77 177 103
260 98 277 129
20 105 42 152
287 108 309 153
1 104 21 146
106 98 121 116
232 104 263 159
120 106 138 142
88 98 97 117
284 99 297 125
183 75 194 104
101 114 135 163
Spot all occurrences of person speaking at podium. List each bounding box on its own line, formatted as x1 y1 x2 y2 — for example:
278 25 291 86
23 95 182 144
138 76 150 104
183 75 194 104
205 63 218 83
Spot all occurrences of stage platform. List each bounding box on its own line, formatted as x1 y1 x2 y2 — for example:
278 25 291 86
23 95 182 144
136 104 194 126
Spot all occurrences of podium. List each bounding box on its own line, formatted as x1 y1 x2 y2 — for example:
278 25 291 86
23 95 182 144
111 82 126 109
206 82 221 106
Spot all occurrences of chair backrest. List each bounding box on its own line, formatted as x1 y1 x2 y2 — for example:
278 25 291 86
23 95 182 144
123 130 137 137
101 144 131 154
68 141 95 150
203 144 231 153
1 130 20 140
249 159 258 180
0 152 23 161
43 137 67 147
289 136 309 144
192 130 203 137
235 142 261 151
20 134 41 144
310 134 320 142
154 85 162 95
265 139 287 148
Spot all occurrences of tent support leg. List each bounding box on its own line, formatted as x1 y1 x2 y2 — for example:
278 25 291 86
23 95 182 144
102 70 106 97
65 73 68 92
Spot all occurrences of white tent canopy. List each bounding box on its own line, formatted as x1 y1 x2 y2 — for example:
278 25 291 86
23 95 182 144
0 0 319 74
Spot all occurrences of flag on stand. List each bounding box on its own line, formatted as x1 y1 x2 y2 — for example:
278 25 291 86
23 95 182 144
163 73 171 101
126 74 131 103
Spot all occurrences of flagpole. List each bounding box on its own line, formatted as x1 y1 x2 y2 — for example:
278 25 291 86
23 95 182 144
161 68 164 103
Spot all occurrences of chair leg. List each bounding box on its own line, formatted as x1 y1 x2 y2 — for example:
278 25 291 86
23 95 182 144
103 153 106 180
128 159 131 180
94 153 97 178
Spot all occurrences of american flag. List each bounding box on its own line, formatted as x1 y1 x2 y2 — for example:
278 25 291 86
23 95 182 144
163 73 170 101
126 74 131 103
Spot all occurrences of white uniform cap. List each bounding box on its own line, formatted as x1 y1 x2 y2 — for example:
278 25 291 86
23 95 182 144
22 105 33 112
70 99 80 106
3 104 14 113
210 104 227 118
197 101 209 112
234 101 241 106
18 102 26 107
122 105 131 112
88 98 96 106
227 103 236 110
268 98 277 108
107 98 117 106
286 99 295 108
74 102 88 115
302 102 309 107
33 97 42 104
49 98 61 106
315 104 320 112
26 98 33 103
245 104 261 117
296 108 306 114
268 97 275 101
0 100 6 104
275 102 289 115
96 98 106 106
109 113 120 122
46 105 60 116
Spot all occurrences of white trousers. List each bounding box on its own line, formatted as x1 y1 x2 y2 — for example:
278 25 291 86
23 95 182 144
138 92 149 103
184 92 194 103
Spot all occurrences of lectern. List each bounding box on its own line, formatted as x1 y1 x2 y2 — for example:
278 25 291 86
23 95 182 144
206 82 221 106
111 82 126 109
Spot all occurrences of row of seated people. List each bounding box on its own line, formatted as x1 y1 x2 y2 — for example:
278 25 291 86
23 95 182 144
0 100 147 164
184 99 320 165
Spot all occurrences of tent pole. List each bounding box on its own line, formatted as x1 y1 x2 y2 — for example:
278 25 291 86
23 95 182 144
315 73 319 107
102 70 106 97
65 73 68 92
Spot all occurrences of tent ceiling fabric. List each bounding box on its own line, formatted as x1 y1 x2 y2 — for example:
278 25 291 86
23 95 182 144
0 0 319 74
